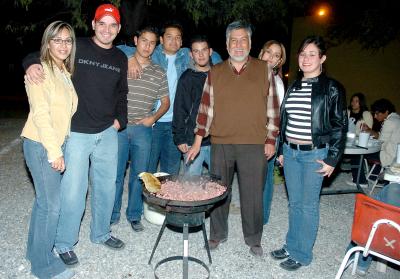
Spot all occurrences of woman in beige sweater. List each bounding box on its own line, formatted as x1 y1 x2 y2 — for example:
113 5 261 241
21 21 78 279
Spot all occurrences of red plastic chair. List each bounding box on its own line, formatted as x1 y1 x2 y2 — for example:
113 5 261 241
335 194 400 278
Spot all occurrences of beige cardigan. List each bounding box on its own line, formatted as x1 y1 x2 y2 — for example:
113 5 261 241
21 62 78 161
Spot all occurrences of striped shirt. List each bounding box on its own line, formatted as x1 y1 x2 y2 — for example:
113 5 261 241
285 81 312 141
127 63 168 123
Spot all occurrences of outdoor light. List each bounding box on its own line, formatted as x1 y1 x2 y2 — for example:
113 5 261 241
318 8 326 16
315 4 330 18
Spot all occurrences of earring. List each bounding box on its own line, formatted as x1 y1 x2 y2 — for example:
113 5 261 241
320 64 323 72
298 68 301 72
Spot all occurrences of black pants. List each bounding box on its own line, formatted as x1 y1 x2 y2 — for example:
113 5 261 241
209 144 266 246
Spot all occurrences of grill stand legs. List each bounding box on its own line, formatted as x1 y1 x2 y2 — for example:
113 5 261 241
148 212 211 279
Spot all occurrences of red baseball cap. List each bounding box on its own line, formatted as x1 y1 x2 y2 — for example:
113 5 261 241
94 4 120 24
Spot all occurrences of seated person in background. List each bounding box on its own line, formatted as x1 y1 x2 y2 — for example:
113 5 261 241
345 182 400 276
364 98 400 167
347 92 373 135
347 98 400 187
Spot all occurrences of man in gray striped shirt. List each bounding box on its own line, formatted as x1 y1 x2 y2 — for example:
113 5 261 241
112 26 170 232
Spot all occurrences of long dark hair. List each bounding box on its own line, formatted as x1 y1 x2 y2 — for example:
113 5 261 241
348 92 369 113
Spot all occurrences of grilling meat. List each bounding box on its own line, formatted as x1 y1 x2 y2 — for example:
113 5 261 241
155 180 226 201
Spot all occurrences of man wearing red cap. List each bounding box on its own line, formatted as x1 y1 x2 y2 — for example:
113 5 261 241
23 3 127 266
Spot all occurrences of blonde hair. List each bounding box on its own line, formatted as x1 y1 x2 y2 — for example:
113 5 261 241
40 21 76 74
258 40 286 69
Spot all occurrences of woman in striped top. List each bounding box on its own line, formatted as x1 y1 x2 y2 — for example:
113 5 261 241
270 36 347 271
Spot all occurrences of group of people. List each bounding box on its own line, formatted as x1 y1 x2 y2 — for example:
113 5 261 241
346 92 400 188
20 3 399 279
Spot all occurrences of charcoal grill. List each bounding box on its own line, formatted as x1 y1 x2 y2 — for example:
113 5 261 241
143 174 228 279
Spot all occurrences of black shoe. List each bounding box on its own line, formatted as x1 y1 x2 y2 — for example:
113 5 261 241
279 258 302 271
59 250 78 265
130 220 144 232
270 247 290 260
103 236 125 249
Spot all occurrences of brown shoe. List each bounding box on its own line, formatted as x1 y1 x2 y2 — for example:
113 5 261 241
207 238 227 250
250 245 263 257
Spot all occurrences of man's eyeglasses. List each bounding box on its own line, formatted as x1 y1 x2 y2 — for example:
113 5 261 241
51 38 73 46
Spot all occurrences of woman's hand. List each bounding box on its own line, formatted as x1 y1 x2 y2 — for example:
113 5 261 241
264 143 275 160
277 155 284 166
51 156 65 172
316 160 334 177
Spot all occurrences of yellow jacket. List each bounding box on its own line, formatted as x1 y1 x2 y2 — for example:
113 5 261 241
21 62 78 161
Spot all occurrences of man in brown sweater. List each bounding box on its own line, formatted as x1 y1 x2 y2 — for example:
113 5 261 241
187 20 280 257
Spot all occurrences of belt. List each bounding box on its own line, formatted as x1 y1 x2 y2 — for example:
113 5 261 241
285 141 326 151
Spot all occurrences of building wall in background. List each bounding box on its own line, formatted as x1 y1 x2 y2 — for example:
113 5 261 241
290 16 400 111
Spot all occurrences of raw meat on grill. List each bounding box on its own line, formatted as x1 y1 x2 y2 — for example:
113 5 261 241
155 180 226 201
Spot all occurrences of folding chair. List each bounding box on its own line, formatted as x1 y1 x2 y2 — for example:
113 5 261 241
335 194 400 279
363 158 384 194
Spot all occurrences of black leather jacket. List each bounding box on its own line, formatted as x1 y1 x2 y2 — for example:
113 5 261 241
278 73 348 167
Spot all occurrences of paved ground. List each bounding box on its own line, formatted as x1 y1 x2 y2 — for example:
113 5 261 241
0 118 399 279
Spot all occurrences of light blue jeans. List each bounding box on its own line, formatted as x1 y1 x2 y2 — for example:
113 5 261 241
263 156 275 224
55 126 118 253
283 143 328 265
112 124 152 223
183 145 211 176
23 138 67 279
148 122 181 175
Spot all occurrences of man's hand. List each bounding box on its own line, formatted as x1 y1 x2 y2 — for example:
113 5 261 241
186 135 203 163
178 143 189 153
136 116 155 127
25 64 45 85
186 144 200 163
264 143 275 160
113 119 121 131
51 156 65 172
316 160 335 177
128 56 142 79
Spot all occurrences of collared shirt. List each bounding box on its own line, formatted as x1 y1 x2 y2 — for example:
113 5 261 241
228 57 249 75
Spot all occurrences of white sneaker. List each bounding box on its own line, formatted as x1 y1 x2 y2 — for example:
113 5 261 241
345 180 368 188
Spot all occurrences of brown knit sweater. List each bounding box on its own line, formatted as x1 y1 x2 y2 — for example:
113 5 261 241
209 58 270 144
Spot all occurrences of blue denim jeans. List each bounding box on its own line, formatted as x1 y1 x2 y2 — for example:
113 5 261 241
348 182 400 271
283 143 328 265
112 124 152 223
148 121 181 175
183 145 210 176
23 138 67 279
263 156 275 224
55 126 118 253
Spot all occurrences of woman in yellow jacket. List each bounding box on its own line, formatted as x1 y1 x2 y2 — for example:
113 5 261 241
21 21 78 279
